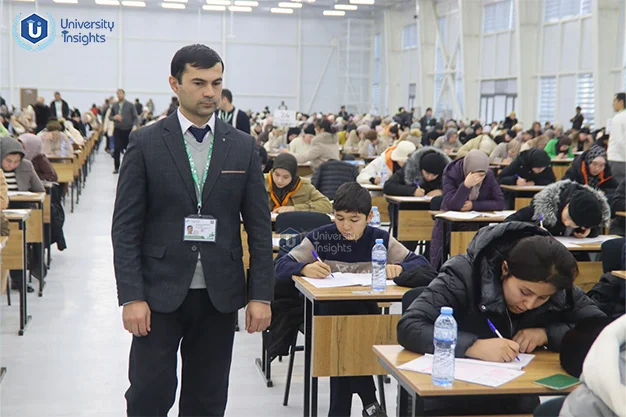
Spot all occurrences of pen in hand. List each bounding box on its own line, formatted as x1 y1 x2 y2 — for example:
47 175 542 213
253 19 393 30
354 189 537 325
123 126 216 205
311 249 334 278
538 214 544 229
487 318 520 362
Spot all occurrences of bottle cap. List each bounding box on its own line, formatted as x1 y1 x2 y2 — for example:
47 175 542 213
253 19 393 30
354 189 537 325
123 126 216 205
375 238 383 244
372 206 378 211
440 307 453 315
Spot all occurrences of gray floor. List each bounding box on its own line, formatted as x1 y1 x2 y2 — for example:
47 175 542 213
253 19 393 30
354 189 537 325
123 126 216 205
0 151 399 417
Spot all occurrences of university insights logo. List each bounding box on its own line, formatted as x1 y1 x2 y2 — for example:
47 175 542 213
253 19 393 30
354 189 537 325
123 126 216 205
13 13 56 52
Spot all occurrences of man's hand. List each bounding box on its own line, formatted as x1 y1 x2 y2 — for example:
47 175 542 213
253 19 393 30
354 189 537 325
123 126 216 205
245 301 271 334
413 188 425 197
122 301 151 337
113 114 123 122
272 206 296 214
513 328 548 353
460 200 473 212
466 338 520 362
516 177 527 186
386 264 403 279
301 261 331 278
574 227 591 238
427 189 442 197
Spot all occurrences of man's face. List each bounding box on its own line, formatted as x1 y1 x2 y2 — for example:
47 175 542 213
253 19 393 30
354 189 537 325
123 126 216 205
334 210 370 241
169 63 223 120
54 93 61 101
304 134 313 144
117 90 125 102
613 96 624 112
426 110 432 117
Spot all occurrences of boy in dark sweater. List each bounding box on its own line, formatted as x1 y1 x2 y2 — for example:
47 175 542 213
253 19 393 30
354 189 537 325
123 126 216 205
275 182 429 417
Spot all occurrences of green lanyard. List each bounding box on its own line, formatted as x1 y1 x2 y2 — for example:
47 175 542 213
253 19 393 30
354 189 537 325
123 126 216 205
183 134 214 214
219 110 233 124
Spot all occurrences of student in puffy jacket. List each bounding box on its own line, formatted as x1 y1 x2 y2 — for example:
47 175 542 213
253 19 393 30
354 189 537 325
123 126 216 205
398 222 605 415
430 150 505 269
498 148 556 186
311 159 358 200
383 146 449 197
562 146 617 193
356 141 415 185
505 180 611 239
266 153 332 214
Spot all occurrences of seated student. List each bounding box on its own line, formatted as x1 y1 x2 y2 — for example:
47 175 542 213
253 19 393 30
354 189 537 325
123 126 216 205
1 137 45 292
563 146 617 193
398 222 605 415
289 124 313 157
266 153 331 214
383 146 450 197
544 135 574 160
433 128 462 155
610 179 625 236
311 159 358 200
357 141 415 185
497 149 556 205
18 133 58 182
264 127 287 153
489 138 522 164
520 134 550 152
505 180 610 239
38 119 73 157
456 133 497 158
275 182 429 417
358 130 389 158
342 128 361 154
295 118 340 171
571 127 594 153
559 315 625 417
430 150 505 269
63 119 85 147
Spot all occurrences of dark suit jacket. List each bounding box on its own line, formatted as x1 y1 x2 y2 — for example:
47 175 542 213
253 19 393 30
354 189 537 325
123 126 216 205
112 112 274 313
49 99 70 120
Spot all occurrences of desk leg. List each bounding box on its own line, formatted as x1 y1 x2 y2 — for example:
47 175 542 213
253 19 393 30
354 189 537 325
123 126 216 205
19 221 31 336
254 330 273 387
303 297 313 417
38 202 45 297
391 203 399 239
441 220 450 265
70 182 75 213
46 223 51 268
311 376 318 417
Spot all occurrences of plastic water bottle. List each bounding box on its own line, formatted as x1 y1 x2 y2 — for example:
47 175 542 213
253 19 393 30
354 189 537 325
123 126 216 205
379 164 390 186
432 307 458 387
371 238 387 292
368 142 375 157
369 206 381 228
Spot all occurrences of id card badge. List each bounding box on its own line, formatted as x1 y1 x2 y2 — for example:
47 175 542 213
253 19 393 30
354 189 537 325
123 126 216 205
184 215 217 242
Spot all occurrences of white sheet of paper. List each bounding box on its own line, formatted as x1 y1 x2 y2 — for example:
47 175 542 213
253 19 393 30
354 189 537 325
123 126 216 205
436 211 483 219
398 355 525 388
455 353 535 371
492 211 517 217
7 191 37 196
555 236 618 246
389 196 433 203
302 272 396 288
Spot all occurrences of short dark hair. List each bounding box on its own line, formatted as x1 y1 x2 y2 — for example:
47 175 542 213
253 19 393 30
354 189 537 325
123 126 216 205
426 107 432 112
504 236 578 290
318 118 335 134
616 93 626 105
171 44 224 83
576 106 581 110
222 88 233 103
54 91 60 95
333 183 372 215
117 88 125 94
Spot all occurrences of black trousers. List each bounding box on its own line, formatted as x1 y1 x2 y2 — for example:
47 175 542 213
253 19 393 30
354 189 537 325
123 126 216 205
114 127 132 171
126 290 236 417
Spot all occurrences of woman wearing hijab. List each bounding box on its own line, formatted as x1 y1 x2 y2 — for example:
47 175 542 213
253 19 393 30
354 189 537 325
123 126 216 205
38 119 73 157
383 146 450 196
563 146 617 193
266 153 332 214
18 133 58 182
498 148 556 209
430 150 505 269
490 138 522 164
456 133 497 158
1 137 46 292
433 128 462 155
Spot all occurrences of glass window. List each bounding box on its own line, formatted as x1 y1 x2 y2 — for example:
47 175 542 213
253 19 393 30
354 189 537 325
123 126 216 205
538 76 557 123
576 73 594 128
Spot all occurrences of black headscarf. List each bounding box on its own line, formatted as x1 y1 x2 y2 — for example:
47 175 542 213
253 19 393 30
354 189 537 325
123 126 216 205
271 153 301 206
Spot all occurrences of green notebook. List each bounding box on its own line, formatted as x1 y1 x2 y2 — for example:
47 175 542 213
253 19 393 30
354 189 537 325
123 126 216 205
534 374 581 390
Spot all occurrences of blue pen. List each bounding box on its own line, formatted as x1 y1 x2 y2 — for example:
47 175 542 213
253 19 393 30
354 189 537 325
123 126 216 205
487 318 520 362
538 214 544 228
514 174 520 179
311 249 334 278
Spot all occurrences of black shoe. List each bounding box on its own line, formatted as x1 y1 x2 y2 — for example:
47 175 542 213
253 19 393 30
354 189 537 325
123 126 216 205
363 402 387 417
113 170 119 174
11 284 34 293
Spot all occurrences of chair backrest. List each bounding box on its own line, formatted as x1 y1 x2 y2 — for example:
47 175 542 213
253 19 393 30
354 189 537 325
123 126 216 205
275 212 333 258
402 287 426 313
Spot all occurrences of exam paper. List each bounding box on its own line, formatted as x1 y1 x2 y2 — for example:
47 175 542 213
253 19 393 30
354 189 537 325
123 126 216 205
302 273 396 288
398 355 525 388
555 236 618 246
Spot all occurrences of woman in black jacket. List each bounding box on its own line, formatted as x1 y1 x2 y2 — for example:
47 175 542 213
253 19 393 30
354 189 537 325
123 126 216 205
498 148 556 186
383 146 450 196
397 222 605 415
505 180 610 239
562 146 617 193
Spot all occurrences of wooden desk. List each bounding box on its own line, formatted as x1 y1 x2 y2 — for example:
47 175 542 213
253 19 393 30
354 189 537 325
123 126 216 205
361 183 384 192
293 276 410 417
551 159 574 181
3 210 31 335
617 212 626 218
374 345 574 417
611 270 626 280
48 155 77 212
298 163 313 177
8 192 46 297
386 195 434 242
500 185 546 210
362 184 390 223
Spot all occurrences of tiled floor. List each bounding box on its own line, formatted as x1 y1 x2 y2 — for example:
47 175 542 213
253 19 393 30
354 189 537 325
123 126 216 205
0 151 398 417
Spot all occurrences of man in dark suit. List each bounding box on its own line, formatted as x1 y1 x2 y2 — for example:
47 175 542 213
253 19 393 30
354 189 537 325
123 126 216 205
217 88 250 134
112 44 273 417
49 91 70 120
110 88 139 174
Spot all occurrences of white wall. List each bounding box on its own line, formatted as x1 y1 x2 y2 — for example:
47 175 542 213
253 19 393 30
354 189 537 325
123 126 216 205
0 3 372 115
